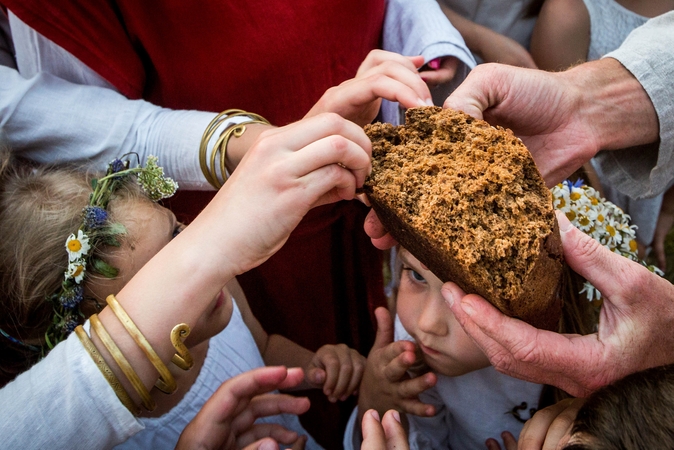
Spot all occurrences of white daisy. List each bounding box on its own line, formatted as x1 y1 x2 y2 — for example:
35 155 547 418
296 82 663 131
65 260 87 284
65 230 90 262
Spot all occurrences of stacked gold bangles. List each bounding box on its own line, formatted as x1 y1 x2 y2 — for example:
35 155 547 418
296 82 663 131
75 295 194 414
199 109 270 189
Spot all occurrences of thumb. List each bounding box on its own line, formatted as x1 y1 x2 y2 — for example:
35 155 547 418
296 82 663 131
372 307 394 350
305 367 326 386
242 438 279 450
556 211 639 301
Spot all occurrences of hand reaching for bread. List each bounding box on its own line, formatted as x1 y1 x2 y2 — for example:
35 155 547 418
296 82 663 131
357 308 437 425
305 49 433 127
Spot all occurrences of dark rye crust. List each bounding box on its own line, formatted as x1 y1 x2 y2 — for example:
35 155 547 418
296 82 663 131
363 107 563 330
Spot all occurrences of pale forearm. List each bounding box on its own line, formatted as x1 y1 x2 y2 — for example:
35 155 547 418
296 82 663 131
95 192 244 401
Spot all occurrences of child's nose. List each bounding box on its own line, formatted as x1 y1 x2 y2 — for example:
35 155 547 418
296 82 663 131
417 296 449 336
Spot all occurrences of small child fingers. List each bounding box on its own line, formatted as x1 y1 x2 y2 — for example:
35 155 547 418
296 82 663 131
397 372 436 398
343 355 366 400
237 424 299 448
381 347 418 381
356 49 422 76
318 351 341 397
399 399 436 418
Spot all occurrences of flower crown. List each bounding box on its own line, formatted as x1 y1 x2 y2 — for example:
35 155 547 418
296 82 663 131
551 179 663 302
45 155 178 349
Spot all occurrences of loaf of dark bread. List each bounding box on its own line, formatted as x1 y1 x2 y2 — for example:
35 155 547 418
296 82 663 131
363 106 563 330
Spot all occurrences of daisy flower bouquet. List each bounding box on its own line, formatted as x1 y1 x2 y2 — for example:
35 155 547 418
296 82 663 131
551 180 663 307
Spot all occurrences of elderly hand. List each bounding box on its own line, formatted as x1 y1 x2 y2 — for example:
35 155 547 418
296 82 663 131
443 211 674 397
443 58 658 187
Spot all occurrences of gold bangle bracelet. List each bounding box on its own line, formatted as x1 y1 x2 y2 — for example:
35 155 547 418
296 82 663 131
89 315 156 412
199 109 270 189
75 325 140 415
170 323 194 371
105 295 177 394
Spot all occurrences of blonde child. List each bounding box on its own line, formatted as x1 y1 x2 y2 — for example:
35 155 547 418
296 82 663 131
0 51 437 449
530 0 674 269
0 149 364 448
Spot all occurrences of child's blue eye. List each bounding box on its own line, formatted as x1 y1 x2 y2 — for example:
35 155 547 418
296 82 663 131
410 269 425 282
402 266 427 284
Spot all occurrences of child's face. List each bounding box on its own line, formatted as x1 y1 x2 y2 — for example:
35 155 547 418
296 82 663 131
87 200 233 347
396 248 490 377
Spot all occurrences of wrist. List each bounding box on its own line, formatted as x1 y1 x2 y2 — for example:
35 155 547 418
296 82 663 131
225 123 273 171
567 58 659 151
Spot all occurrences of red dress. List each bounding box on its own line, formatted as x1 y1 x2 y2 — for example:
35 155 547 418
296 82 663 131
6 1 387 446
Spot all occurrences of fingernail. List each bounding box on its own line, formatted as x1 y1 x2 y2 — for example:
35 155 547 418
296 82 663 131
392 410 401 423
259 440 276 450
555 210 573 232
425 98 434 106
417 97 428 107
428 58 441 70
461 299 475 317
444 287 454 307
370 409 380 421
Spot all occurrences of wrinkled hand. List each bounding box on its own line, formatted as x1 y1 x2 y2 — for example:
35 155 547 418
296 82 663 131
443 211 674 397
197 113 372 276
443 63 599 186
176 366 310 450
361 409 410 450
358 307 437 421
419 56 460 86
518 398 586 450
306 49 432 127
304 344 365 403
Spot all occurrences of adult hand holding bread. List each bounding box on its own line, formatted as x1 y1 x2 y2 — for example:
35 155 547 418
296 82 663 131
443 59 659 186
445 212 674 397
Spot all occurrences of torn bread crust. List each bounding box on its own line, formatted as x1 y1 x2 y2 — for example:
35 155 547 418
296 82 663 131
363 106 564 330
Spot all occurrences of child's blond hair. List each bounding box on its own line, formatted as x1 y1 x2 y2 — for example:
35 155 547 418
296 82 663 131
0 146 150 386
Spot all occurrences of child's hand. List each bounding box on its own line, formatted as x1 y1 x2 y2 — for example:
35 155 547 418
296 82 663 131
485 432 518 450
358 307 437 421
517 398 585 450
419 56 460 86
176 366 309 450
304 344 365 403
305 49 432 127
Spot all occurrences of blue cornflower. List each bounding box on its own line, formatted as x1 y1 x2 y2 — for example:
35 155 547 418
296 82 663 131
110 158 126 173
61 316 79 335
59 285 84 309
571 178 585 188
83 206 108 229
